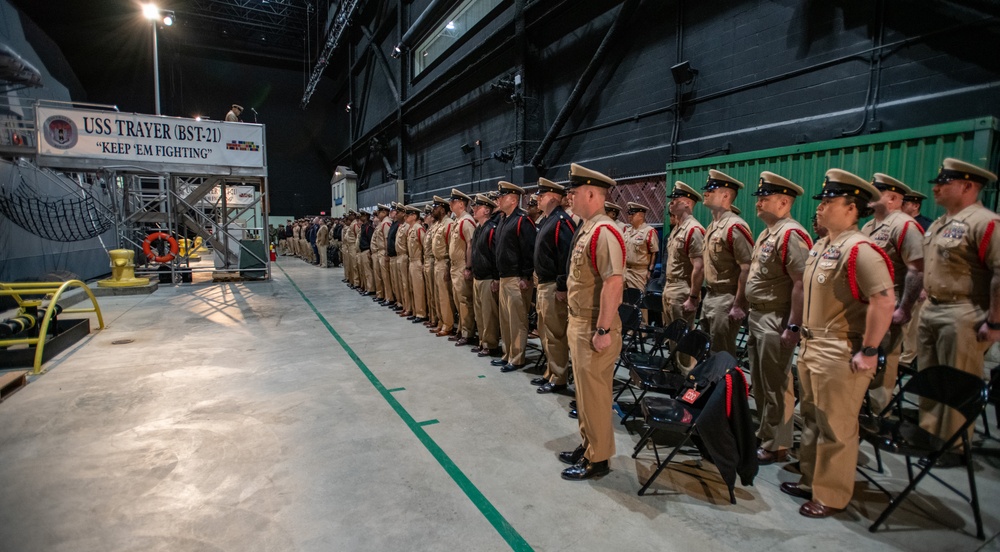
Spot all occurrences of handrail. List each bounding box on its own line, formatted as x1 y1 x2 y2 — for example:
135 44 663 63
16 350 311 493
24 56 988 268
0 280 105 374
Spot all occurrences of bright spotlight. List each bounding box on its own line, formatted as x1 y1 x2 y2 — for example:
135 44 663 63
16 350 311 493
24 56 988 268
142 3 159 20
162 14 174 26
446 21 455 30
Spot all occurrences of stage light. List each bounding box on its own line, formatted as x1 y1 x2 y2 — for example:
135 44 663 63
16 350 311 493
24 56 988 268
670 61 698 85
142 3 159 20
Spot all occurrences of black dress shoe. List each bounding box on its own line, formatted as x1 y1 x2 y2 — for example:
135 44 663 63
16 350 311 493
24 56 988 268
479 347 502 358
490 359 508 367
537 382 567 394
448 335 461 342
780 482 812 500
568 409 578 419
500 363 524 373
569 400 577 409
455 338 470 346
406 315 417 321
470 346 483 353
530 377 548 386
412 317 427 324
561 459 610 481
559 445 585 465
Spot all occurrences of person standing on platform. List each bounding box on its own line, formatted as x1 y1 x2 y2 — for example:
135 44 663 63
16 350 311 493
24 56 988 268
558 163 625 481
745 171 812 465
470 194 503 357
781 168 894 518
532 178 577 393
448 189 477 346
225 104 243 122
860 173 924 413
661 182 706 334
622 202 659 292
492 182 537 372
701 170 754 356
918 158 1000 450
431 197 456 336
405 206 427 323
422 208 439 329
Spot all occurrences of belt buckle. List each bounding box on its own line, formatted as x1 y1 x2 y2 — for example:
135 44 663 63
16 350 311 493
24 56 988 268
801 327 813 338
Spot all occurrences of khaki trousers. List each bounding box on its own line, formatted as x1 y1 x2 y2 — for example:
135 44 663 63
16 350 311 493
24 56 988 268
341 242 351 273
702 290 740 356
917 301 990 443
499 277 532 365
451 266 476 339
409 259 426 318
284 237 296 255
747 308 796 451
568 315 622 463
899 298 924 365
360 250 374 290
301 239 313 262
351 246 362 286
473 278 500 349
373 252 385 299
395 255 411 312
382 255 395 303
624 266 648 291
424 259 437 324
869 321 905 413
537 282 571 384
434 261 454 332
798 336 873 509
317 244 328 267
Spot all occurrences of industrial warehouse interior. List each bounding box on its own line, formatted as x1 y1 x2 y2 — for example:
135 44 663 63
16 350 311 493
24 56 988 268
1 0 999 551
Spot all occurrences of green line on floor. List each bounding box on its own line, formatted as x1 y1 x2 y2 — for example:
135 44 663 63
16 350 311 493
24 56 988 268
417 419 439 427
387 387 406 393
478 375 486 379
278 266 534 552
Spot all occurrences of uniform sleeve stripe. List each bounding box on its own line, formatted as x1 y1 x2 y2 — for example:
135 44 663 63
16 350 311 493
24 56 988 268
979 220 996 266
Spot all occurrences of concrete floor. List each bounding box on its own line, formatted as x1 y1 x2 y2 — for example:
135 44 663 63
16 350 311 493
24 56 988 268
0 257 998 552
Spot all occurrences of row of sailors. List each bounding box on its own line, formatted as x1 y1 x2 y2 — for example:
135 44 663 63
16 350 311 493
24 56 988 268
337 157 1000 519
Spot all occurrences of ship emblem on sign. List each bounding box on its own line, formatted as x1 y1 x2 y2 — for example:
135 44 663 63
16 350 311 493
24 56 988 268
42 115 78 149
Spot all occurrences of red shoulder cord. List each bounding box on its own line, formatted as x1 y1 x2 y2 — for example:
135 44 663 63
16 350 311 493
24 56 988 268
847 242 895 303
781 229 814 274
488 227 495 249
590 224 627 273
685 226 704 254
979 220 996 266
727 224 756 250
895 220 923 254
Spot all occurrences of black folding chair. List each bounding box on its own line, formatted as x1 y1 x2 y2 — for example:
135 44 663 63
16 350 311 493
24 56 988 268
632 352 748 502
857 365 989 539
623 287 643 307
615 327 710 426
615 304 645 376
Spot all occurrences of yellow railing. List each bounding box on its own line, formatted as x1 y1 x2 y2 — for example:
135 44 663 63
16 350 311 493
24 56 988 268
0 280 105 374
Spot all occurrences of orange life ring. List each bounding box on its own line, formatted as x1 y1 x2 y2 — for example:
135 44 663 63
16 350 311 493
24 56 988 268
142 231 178 263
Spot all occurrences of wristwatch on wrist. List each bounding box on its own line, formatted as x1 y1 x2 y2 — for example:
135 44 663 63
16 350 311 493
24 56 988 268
987 320 1000 330
861 346 878 357
786 324 800 333
596 327 609 336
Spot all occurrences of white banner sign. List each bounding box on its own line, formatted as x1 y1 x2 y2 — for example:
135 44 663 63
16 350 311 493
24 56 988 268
36 107 265 169
178 184 257 207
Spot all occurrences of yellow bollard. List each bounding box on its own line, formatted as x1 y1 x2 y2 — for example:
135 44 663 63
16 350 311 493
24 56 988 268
97 249 150 288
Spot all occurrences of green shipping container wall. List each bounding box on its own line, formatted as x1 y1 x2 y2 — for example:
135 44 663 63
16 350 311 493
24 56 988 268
664 117 1000 237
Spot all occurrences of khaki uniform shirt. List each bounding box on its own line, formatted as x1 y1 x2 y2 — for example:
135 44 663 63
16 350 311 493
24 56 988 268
568 214 626 322
378 219 393 254
407 223 425 260
922 202 1000 307
861 210 924 297
350 221 363 250
371 216 386 254
343 221 357 245
449 212 475 268
803 230 894 335
394 221 410 255
293 225 302 239
423 221 437 263
704 211 753 289
624 222 660 269
746 217 812 305
663 215 706 301
316 224 330 247
432 218 452 261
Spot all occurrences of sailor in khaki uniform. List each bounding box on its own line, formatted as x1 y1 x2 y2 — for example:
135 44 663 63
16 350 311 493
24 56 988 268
860 173 925 413
371 204 390 301
422 209 439 328
405 206 427 323
661 182 706 332
781 169 894 518
745 172 812 465
449 189 477 345
350 214 364 287
604 202 627 234
558 163 625 481
430 196 455 336
393 207 412 316
701 170 754 356
341 212 356 275
899 189 932 365
377 207 396 305
623 202 659 291
918 158 1000 445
